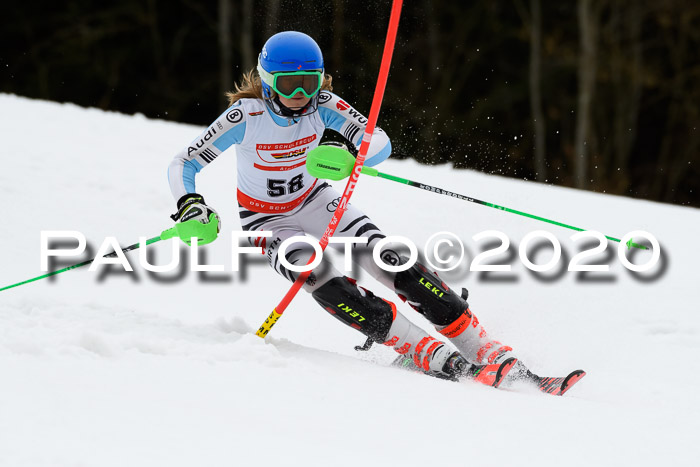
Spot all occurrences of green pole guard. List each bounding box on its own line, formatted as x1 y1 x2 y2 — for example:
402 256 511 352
161 213 220 246
306 145 356 181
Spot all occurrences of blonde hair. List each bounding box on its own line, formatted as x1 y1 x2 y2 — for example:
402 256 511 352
226 68 334 105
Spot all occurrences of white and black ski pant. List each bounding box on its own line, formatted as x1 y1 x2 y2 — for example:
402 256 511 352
239 183 515 368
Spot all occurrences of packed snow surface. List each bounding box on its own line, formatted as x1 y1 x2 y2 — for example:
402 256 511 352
1 94 699 466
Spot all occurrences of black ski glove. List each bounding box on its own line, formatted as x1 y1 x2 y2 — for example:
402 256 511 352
169 193 221 244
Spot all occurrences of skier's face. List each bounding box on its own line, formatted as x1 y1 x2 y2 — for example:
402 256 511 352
277 91 311 111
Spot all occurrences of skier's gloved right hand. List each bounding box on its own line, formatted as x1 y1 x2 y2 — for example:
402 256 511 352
169 193 221 245
322 140 357 157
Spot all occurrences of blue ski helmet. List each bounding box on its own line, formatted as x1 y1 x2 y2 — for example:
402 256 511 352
257 31 324 99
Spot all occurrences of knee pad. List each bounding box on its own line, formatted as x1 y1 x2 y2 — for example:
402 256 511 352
311 276 395 342
394 262 468 326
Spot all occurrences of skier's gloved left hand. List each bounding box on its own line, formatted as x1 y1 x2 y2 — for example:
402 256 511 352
169 193 220 245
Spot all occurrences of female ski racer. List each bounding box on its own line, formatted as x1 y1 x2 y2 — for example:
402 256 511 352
167 31 518 382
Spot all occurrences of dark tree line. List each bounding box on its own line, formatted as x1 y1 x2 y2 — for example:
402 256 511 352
2 0 698 206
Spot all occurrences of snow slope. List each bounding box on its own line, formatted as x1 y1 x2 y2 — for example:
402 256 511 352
1 93 699 466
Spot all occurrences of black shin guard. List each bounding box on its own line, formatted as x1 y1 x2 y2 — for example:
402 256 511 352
394 262 468 326
311 277 395 342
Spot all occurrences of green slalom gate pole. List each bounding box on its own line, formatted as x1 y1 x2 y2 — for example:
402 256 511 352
305 145 648 250
0 219 210 293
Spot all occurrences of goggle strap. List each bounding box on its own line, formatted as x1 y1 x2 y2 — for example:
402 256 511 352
257 60 275 87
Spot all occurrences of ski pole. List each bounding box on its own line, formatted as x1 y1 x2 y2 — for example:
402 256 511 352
362 166 647 249
0 219 207 293
0 235 163 292
255 0 404 339
306 147 648 250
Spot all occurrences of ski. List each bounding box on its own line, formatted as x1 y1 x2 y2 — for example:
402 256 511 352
392 353 585 395
392 355 517 389
523 369 586 396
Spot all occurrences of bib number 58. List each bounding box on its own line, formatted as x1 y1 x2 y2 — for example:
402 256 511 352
267 174 304 197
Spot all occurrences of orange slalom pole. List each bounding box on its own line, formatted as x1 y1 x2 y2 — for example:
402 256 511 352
256 0 404 338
